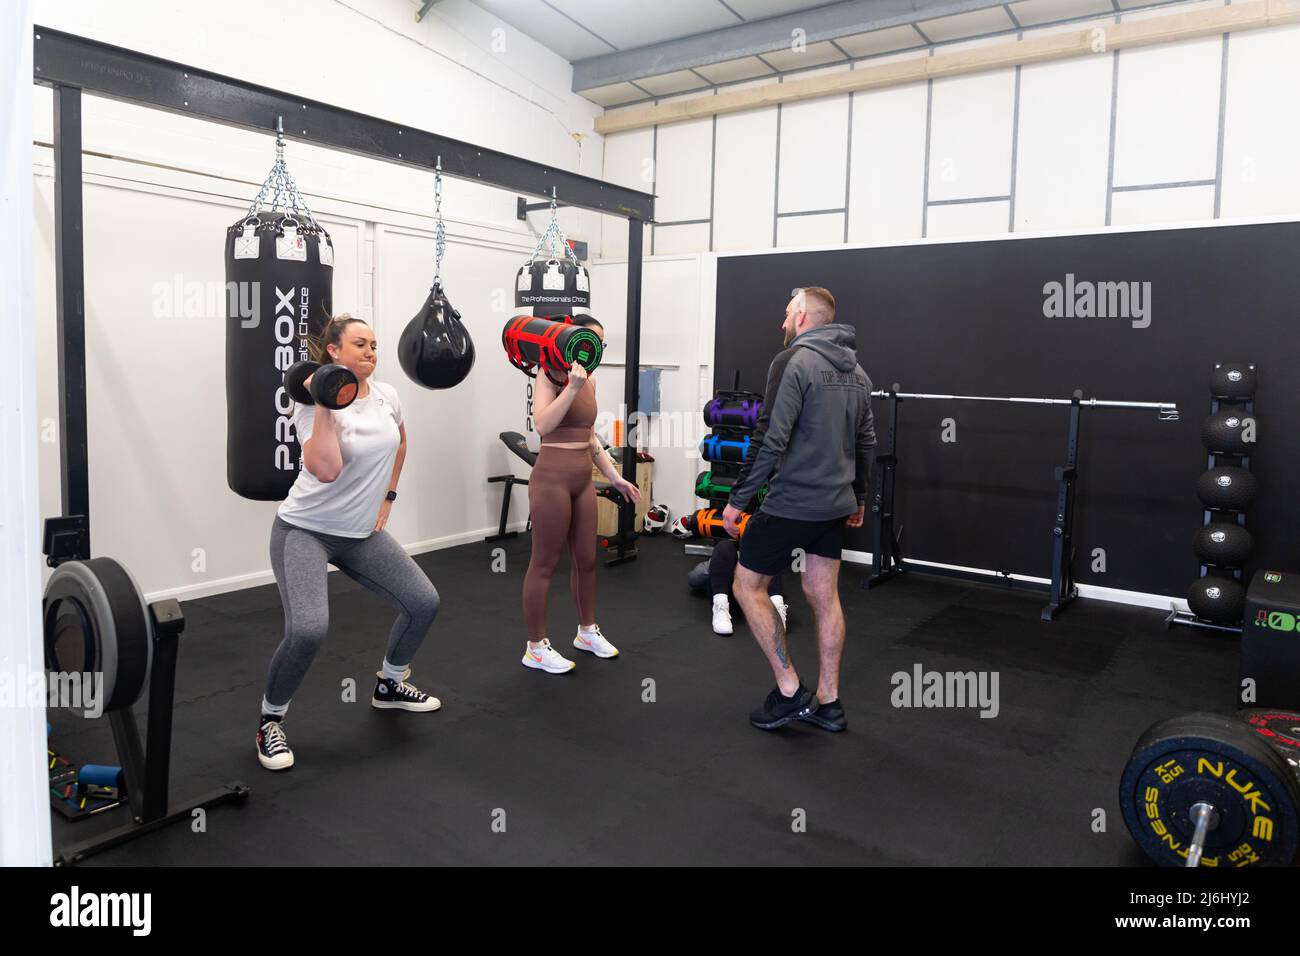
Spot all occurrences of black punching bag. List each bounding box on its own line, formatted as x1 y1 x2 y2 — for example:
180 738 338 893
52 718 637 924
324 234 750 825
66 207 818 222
398 282 475 390
225 213 334 500
515 257 590 317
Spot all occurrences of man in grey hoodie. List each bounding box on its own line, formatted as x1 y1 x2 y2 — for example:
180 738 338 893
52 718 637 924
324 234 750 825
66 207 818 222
722 287 875 732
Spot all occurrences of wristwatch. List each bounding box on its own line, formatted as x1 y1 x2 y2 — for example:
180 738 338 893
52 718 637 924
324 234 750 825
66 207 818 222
386 490 398 502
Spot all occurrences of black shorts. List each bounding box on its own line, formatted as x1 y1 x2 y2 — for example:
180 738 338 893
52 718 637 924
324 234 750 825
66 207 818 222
738 510 848 576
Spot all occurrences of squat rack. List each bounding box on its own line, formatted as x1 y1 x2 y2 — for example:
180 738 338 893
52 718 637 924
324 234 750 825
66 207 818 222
866 385 1180 621
33 26 656 565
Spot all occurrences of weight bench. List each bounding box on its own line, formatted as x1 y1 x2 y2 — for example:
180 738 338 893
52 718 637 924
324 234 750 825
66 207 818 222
487 431 622 542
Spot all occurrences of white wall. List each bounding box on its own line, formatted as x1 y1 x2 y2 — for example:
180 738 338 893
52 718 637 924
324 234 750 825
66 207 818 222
588 255 713 524
2 0 52 867
29 0 622 600
33 0 607 253
602 0 1300 248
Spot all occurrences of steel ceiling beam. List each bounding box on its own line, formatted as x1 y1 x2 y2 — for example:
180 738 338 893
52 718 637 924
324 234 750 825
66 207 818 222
572 0 1014 91
33 27 655 220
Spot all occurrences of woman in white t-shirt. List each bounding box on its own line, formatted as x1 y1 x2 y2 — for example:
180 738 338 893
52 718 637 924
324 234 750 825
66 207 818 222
256 314 441 771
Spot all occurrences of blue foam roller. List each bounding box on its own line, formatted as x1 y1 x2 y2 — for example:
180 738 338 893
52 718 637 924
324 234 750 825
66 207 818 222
78 764 123 789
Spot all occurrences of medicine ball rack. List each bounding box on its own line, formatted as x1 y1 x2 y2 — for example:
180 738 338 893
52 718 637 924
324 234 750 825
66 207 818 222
1167 362 1258 634
865 385 1180 622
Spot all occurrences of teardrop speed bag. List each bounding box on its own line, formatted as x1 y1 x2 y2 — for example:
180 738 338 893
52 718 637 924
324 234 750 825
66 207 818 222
398 282 475 390
225 213 334 500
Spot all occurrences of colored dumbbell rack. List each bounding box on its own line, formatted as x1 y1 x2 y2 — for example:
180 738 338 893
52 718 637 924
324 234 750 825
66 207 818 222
1167 362 1258 633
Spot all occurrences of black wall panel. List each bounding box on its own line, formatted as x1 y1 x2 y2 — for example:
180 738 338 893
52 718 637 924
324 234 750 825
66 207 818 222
713 223 1300 596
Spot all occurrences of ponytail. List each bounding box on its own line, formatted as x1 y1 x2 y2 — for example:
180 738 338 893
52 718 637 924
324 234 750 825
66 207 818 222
306 313 366 365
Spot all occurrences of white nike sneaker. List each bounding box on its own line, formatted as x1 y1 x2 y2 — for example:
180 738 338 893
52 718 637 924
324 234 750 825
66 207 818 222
573 625 619 658
712 595 734 635
522 638 576 673
771 595 788 629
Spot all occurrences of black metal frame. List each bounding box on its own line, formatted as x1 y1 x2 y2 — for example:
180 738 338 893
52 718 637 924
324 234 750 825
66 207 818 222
34 25 655 564
866 386 903 589
518 196 572 220
486 475 529 542
34 29 653 219
52 599 249 865
864 386 1091 621
51 84 89 566
35 24 651 860
1042 395 1083 621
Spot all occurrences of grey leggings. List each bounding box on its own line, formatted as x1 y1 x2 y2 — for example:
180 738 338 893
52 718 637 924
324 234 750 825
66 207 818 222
265 515 440 707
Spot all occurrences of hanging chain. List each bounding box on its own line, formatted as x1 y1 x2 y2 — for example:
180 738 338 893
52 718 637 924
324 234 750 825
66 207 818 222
545 193 562 259
432 157 446 290
244 118 320 230
524 190 580 266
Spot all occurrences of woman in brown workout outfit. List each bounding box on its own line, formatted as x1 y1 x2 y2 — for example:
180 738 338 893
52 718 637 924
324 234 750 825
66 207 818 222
520 316 641 673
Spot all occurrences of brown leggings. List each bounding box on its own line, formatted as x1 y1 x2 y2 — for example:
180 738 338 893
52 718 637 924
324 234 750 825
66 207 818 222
523 445 597 640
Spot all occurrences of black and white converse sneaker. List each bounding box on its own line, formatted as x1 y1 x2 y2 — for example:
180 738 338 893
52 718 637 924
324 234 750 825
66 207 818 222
257 716 294 770
372 677 441 712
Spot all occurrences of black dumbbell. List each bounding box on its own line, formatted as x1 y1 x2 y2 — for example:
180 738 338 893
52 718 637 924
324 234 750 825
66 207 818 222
285 361 359 410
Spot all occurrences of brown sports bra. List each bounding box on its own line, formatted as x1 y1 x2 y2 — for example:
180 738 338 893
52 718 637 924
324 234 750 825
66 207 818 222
543 378 597 444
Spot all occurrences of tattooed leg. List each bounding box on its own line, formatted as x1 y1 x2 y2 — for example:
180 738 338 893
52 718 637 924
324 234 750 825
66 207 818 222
734 563 800 695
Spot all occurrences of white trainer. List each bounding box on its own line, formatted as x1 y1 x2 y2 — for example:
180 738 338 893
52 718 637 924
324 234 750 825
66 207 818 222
771 595 788 629
522 638 576 673
573 625 619 658
712 595 734 635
